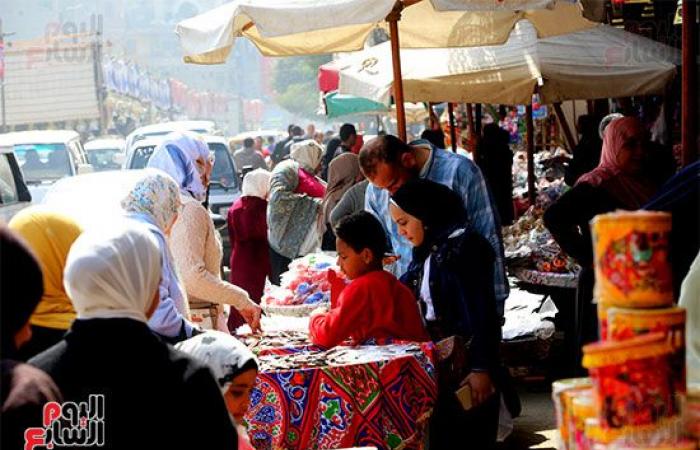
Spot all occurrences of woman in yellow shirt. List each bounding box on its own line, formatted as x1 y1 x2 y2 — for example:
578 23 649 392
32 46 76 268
9 206 82 359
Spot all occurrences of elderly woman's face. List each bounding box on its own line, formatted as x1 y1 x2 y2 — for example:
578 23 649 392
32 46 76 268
195 155 214 188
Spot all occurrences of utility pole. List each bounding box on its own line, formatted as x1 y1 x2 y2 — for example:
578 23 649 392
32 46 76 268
0 19 14 134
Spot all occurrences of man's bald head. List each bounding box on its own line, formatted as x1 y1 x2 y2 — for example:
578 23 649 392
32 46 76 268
359 134 413 178
359 135 419 194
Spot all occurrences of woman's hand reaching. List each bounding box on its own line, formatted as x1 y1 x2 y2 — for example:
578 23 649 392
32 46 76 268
240 303 262 333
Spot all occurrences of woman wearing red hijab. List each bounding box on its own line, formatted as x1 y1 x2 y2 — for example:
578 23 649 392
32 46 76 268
544 116 665 368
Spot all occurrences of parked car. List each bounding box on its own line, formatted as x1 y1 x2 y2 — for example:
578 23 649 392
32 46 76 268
84 137 126 172
125 134 240 267
125 120 220 153
0 143 32 224
0 130 94 203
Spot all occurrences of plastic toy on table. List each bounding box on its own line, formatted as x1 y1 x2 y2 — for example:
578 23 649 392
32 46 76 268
262 253 348 316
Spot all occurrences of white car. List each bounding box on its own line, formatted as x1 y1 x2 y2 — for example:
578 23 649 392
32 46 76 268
0 130 94 203
0 143 32 224
84 137 126 172
125 120 220 153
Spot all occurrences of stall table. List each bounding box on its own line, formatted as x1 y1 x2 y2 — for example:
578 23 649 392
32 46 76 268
239 326 437 450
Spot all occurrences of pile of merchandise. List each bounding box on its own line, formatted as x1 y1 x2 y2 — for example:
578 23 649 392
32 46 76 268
262 253 346 307
504 205 579 274
552 211 698 449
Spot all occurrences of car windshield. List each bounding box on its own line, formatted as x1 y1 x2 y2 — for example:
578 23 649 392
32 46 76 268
87 148 122 172
209 143 238 193
129 145 156 169
14 143 71 183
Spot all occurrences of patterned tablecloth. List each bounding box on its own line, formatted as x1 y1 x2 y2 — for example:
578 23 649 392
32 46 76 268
243 342 437 450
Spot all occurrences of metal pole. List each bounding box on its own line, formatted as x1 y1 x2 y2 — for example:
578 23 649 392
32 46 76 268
387 4 407 141
553 102 577 152
526 105 536 205
448 102 457 152
682 0 698 166
1 21 6 134
475 103 482 137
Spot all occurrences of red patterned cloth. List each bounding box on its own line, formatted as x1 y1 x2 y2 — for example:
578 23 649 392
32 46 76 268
244 343 437 450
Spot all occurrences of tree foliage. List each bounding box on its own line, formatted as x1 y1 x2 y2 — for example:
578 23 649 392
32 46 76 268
272 54 332 118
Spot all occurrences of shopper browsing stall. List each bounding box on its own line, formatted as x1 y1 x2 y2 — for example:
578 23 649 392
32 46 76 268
308 211 429 348
544 116 663 350
390 178 502 449
148 132 262 333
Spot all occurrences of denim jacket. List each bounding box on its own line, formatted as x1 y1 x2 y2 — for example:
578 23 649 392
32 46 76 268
401 227 501 372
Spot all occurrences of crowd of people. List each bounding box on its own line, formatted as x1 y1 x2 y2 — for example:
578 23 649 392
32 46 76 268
2 111 698 449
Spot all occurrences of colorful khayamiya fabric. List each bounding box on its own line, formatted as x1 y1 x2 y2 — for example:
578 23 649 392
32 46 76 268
244 343 437 450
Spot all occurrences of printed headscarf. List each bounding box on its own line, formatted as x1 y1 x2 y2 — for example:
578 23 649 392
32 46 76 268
175 330 258 393
121 169 181 231
290 139 324 174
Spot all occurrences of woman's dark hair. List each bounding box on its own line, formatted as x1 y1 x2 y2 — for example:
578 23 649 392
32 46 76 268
334 211 388 261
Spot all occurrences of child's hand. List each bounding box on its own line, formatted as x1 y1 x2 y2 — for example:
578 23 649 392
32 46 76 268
382 254 400 266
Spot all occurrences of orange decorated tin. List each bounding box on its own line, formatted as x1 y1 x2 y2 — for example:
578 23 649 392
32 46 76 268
553 378 593 449
607 307 686 393
591 211 673 308
583 333 676 429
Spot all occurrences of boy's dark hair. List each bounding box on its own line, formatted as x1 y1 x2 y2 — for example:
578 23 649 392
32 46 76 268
243 137 255 148
420 129 446 149
334 211 388 261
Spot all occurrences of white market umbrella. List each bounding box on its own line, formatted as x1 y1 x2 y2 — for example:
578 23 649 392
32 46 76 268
336 20 680 106
176 0 595 139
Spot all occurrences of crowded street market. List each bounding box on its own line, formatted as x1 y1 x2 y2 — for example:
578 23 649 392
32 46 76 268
0 0 698 449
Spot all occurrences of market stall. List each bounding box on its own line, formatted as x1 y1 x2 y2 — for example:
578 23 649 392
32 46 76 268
236 317 437 450
227 255 437 450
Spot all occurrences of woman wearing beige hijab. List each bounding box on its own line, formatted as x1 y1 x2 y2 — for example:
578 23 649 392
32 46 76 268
321 153 363 250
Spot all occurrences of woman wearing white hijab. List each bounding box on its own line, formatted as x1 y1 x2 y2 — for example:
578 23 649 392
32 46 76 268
148 132 262 333
121 169 198 343
268 139 326 283
29 223 238 449
176 331 259 450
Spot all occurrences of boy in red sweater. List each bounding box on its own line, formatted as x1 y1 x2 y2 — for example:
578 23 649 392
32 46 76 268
309 211 429 348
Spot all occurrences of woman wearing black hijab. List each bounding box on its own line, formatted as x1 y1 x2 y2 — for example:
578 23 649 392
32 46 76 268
389 179 502 449
1 226 62 450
